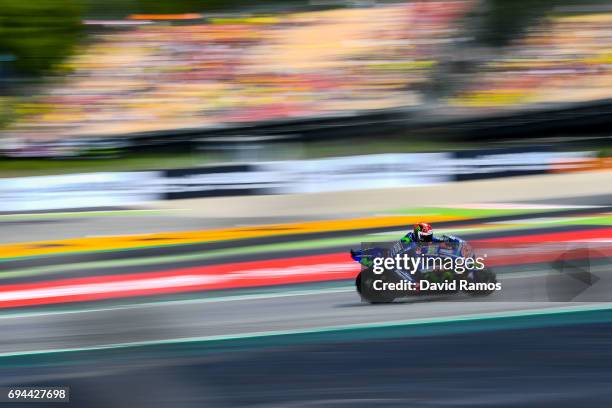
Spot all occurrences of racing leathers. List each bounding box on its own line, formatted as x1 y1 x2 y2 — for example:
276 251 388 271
351 232 457 284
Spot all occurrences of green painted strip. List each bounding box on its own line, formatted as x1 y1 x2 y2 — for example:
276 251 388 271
387 206 561 218
438 214 612 233
533 215 612 226
1 303 611 359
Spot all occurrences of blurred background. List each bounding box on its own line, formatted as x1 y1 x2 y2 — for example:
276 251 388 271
0 0 611 407
1 0 612 161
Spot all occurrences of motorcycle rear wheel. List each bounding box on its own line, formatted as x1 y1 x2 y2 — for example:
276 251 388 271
355 272 396 303
464 268 498 297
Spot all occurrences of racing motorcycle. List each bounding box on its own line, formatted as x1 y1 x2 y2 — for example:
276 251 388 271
350 234 497 303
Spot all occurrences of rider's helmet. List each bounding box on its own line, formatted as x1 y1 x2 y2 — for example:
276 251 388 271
414 222 433 242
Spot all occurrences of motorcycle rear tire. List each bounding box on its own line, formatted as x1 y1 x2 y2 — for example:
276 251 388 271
465 268 498 297
355 272 396 303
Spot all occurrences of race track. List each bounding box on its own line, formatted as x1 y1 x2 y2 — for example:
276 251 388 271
0 197 610 356
0 185 611 407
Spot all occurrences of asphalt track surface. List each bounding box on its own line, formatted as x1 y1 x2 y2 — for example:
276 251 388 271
0 196 611 407
0 201 609 353
6 315 612 408
0 295 587 355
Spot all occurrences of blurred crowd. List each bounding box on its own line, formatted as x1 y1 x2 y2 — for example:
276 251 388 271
5 1 612 144
6 1 466 142
449 12 612 108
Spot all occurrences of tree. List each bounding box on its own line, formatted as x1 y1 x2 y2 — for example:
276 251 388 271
474 0 555 47
0 0 82 76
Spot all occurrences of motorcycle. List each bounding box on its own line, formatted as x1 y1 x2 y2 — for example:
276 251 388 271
351 235 497 303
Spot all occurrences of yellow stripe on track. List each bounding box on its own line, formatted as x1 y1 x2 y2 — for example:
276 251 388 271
0 215 464 260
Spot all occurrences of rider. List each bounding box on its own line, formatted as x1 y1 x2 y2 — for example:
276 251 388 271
400 222 440 244
350 222 439 265
402 222 455 284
